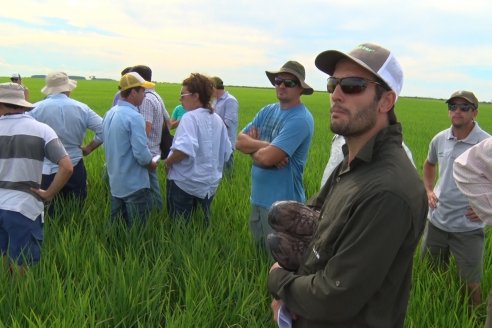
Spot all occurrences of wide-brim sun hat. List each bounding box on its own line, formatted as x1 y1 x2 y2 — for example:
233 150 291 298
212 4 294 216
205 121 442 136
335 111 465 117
0 82 34 108
266 60 313 95
119 72 155 91
41 72 77 95
315 43 403 100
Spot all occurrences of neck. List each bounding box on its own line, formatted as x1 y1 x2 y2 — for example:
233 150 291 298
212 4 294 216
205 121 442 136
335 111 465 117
0 109 25 116
345 120 389 164
452 122 475 140
279 98 301 110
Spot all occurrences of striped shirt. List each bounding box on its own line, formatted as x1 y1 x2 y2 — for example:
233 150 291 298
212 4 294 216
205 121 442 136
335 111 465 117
138 89 170 156
0 114 67 220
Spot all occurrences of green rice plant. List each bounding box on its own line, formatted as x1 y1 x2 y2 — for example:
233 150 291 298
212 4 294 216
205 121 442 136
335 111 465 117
1 76 492 327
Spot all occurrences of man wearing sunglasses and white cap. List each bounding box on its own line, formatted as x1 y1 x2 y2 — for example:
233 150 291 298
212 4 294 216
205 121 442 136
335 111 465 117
422 90 490 307
236 60 314 254
0 83 72 274
268 43 428 327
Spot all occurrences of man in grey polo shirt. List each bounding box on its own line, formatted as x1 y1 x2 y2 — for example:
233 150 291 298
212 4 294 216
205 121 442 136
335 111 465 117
422 90 490 307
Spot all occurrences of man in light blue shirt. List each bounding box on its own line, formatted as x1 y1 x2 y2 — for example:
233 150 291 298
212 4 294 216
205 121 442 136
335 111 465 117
29 72 103 216
212 76 238 176
236 61 314 252
102 72 158 227
130 65 170 211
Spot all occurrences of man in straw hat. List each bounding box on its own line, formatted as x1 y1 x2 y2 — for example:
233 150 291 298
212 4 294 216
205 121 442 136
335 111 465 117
102 72 158 227
236 60 314 253
267 43 428 327
422 90 490 307
29 72 103 217
0 82 73 274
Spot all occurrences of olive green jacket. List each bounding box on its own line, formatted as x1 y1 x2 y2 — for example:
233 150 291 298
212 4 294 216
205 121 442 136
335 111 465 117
268 124 428 328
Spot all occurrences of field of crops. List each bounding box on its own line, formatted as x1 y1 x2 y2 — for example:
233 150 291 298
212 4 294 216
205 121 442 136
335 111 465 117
1 77 492 327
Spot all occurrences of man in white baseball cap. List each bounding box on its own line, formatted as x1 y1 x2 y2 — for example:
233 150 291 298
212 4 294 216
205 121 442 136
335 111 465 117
268 43 428 327
10 73 29 101
0 82 72 274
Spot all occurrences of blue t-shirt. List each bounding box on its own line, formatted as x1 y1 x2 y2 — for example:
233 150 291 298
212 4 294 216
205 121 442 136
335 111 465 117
242 103 314 208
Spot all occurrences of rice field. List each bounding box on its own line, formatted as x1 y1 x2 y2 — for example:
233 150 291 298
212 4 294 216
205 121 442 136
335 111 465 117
1 77 492 327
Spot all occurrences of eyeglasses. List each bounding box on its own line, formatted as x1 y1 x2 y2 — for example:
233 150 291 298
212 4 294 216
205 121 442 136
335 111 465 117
273 77 299 88
448 103 475 112
327 77 385 95
179 93 193 100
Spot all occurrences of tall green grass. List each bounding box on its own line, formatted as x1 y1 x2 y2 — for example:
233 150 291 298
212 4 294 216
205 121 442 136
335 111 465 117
1 77 492 327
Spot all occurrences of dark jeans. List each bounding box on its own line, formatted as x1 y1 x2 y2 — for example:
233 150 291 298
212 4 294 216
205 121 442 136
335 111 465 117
110 188 152 228
166 179 213 224
42 159 87 217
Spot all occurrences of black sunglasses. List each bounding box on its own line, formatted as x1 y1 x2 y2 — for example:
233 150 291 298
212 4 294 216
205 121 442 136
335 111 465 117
448 103 475 112
327 76 385 94
273 77 299 88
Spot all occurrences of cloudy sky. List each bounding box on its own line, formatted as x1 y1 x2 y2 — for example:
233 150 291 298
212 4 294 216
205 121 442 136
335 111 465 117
2 0 492 101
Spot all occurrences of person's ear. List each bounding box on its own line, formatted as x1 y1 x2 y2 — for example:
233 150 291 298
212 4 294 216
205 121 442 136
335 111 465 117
379 90 396 114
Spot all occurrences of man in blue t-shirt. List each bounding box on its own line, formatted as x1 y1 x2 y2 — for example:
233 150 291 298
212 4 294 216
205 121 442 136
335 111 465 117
236 60 314 252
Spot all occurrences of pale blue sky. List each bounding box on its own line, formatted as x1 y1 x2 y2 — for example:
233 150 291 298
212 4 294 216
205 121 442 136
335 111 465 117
2 0 492 101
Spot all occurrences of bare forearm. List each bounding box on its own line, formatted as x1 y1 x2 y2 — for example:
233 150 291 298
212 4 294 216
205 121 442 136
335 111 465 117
423 161 436 192
39 156 73 201
165 149 188 166
236 133 270 154
81 139 102 156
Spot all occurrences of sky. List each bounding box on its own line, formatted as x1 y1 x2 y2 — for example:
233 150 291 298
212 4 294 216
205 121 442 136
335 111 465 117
2 0 492 101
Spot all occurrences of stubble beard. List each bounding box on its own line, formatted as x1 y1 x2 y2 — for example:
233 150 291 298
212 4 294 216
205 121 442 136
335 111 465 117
330 101 378 137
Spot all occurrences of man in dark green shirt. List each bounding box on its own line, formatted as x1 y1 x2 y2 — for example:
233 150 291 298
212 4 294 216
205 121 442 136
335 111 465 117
268 43 428 327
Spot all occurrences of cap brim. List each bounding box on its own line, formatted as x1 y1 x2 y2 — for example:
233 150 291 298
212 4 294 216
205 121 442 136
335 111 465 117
265 70 313 95
315 50 391 91
143 81 155 89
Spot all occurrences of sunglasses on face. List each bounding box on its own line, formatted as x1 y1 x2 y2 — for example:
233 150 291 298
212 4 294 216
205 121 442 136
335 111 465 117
179 92 193 100
273 77 299 88
327 76 385 95
448 103 475 112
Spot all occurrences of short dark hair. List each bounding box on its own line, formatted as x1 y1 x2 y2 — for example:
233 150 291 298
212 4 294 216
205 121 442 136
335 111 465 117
0 102 24 110
121 67 132 76
130 65 152 82
120 86 144 98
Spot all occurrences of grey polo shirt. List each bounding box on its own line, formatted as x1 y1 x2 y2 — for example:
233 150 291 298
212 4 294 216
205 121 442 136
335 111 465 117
427 122 490 232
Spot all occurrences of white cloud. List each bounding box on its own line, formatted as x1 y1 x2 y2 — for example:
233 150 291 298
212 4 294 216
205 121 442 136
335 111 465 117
2 0 492 100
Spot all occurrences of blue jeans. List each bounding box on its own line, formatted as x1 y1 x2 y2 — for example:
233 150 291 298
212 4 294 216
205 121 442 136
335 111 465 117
42 159 87 217
110 188 151 228
223 152 234 177
149 170 163 211
166 179 213 224
0 210 43 266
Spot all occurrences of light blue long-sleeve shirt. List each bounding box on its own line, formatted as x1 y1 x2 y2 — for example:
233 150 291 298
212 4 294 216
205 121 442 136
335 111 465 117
102 100 153 198
29 93 103 174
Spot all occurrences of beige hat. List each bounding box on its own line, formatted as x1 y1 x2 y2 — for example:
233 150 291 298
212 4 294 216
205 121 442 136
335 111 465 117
41 72 77 95
315 43 403 99
0 83 34 108
446 90 478 109
266 60 313 95
119 72 155 91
